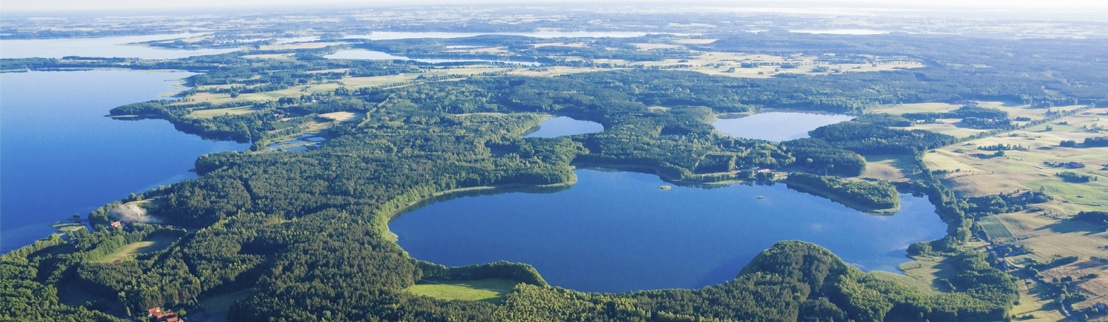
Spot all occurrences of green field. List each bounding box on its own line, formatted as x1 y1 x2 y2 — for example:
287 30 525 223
97 234 178 263
893 255 959 293
977 215 1014 239
406 279 519 304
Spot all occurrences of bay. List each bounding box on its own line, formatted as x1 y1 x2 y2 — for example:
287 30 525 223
0 70 247 253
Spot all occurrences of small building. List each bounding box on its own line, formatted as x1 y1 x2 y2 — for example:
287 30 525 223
110 221 123 229
147 307 176 320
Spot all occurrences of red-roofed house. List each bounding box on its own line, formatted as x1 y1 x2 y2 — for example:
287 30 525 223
147 306 176 320
111 221 123 229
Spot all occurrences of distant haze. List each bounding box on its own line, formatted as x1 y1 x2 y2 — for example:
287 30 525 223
4 0 1107 13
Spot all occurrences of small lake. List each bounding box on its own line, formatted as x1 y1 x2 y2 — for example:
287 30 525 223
0 70 248 253
523 116 605 138
389 169 946 293
713 112 854 142
0 33 236 59
325 49 541 65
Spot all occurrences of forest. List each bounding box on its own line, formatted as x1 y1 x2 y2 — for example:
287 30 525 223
784 173 900 212
8 8 1108 321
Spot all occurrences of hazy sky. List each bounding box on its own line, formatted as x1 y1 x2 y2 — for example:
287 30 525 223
4 0 1108 13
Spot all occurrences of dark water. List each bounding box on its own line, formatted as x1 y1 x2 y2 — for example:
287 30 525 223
389 169 946 293
713 112 854 142
0 70 247 253
523 116 604 138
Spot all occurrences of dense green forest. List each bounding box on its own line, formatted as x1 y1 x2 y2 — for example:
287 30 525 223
784 173 900 212
10 11 1108 320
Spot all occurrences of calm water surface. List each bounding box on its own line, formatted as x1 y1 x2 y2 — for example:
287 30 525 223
713 112 854 142
0 34 235 59
523 116 604 138
0 70 247 253
390 169 946 293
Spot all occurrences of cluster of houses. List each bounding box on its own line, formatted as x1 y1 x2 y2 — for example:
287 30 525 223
147 307 181 322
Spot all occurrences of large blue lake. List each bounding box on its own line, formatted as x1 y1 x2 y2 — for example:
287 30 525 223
390 169 947 293
0 70 247 253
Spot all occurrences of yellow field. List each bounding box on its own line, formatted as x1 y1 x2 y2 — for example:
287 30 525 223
1009 278 1067 321
186 83 342 105
1040 261 1108 307
319 111 357 122
905 121 989 139
187 106 257 119
893 255 958 293
861 154 913 182
921 149 980 173
896 102 1108 311
920 107 1107 203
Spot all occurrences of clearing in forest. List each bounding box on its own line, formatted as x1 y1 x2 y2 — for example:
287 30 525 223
406 278 519 304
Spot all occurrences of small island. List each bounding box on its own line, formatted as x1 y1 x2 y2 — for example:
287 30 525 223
784 173 901 214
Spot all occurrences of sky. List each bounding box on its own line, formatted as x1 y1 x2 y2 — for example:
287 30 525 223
4 0 1108 13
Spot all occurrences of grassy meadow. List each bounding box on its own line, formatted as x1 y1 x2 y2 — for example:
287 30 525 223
97 233 178 263
406 279 519 304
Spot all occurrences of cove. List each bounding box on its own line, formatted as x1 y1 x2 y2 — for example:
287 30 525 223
0 70 248 253
713 112 854 142
523 116 604 138
389 169 946 293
